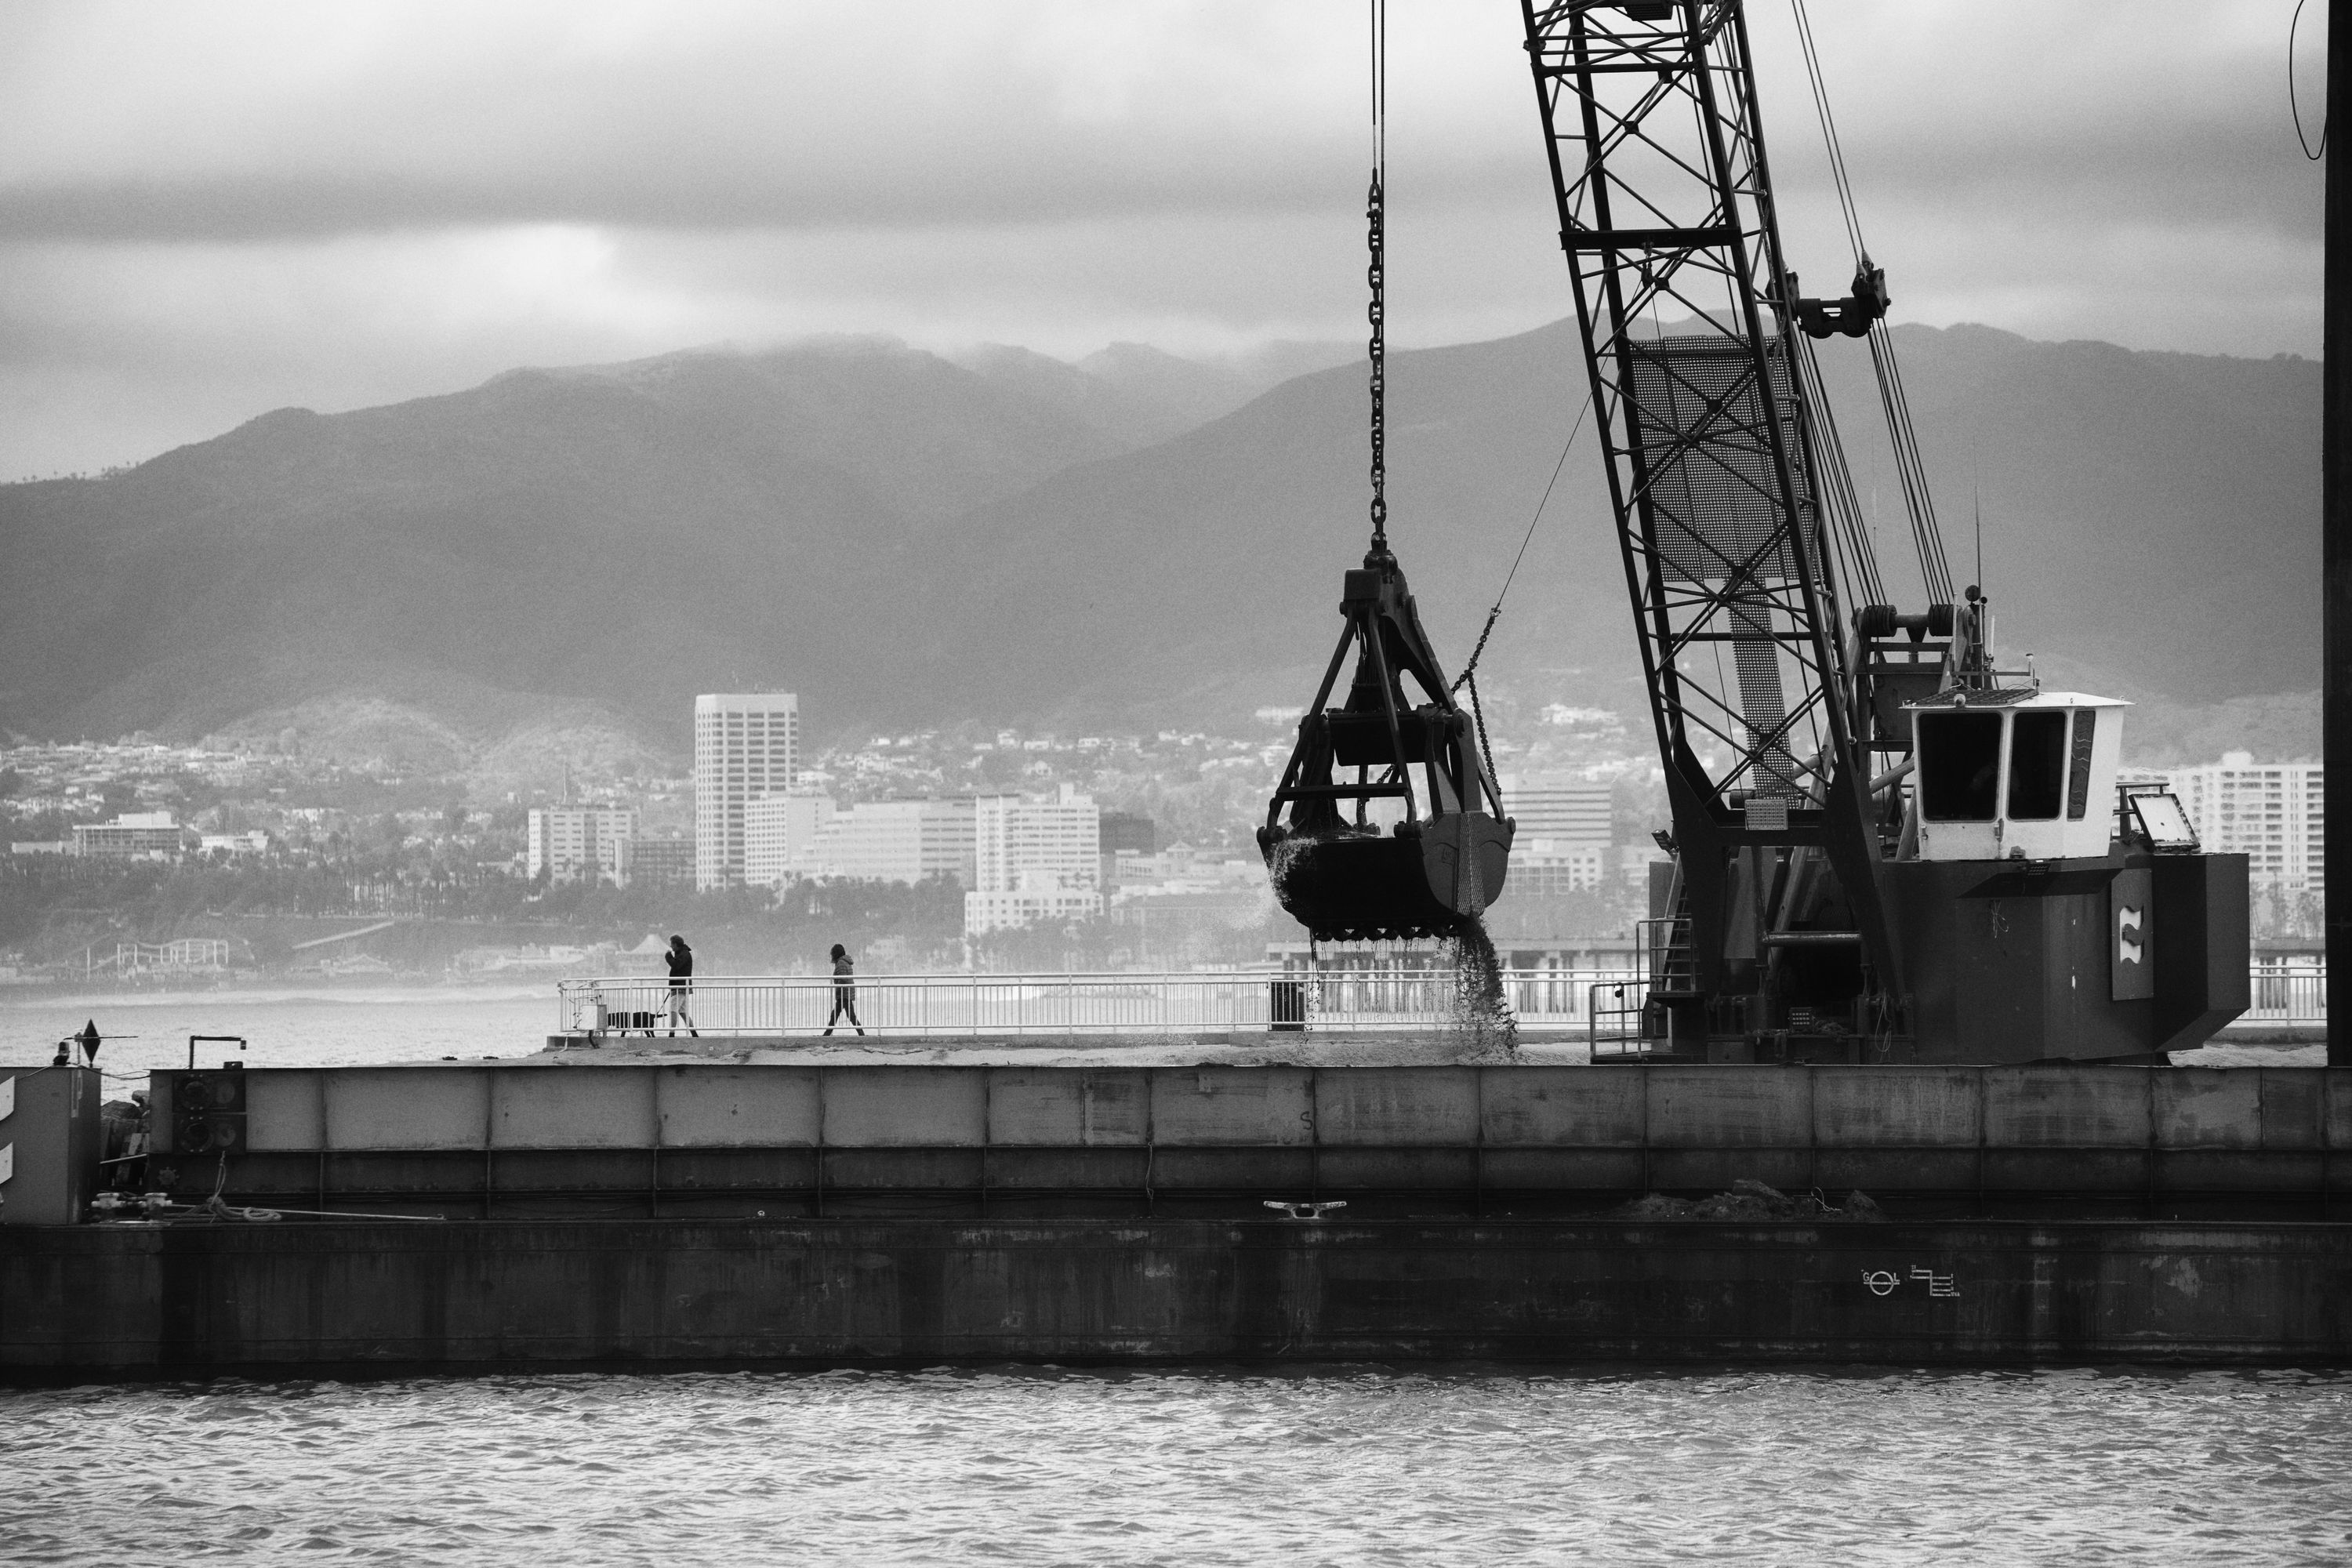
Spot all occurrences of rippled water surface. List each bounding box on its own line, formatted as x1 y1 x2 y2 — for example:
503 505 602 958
6 1368 2349 1564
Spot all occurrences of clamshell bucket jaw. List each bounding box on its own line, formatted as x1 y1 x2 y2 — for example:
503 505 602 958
1259 549 1515 942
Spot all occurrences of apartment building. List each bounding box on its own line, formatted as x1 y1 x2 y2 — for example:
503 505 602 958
71 813 184 859
693 693 799 890
526 806 638 886
967 785 1103 935
1502 775 1613 844
745 792 837 888
2161 752 2324 891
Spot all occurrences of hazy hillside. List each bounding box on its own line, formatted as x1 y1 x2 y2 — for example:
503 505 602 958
953 342 1263 449
913 320 2321 735
0 337 1190 752
0 321 2318 767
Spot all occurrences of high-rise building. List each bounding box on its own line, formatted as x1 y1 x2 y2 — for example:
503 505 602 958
967 786 1103 934
2160 752 2324 892
1502 775 1613 844
693 693 799 890
527 807 637 885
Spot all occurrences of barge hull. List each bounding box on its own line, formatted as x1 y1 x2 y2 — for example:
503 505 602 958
7 1218 2352 1375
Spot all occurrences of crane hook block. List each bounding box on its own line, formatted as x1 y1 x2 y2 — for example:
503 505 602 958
1796 261 1890 340
1258 550 1515 942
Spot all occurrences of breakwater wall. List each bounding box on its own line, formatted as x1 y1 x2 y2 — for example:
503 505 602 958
9 1216 2351 1374
148 1062 2352 1220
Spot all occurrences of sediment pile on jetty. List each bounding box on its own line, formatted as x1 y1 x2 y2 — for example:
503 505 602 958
1615 1179 1889 1222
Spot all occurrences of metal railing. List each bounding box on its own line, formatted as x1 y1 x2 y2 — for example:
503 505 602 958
1581 966 2329 1053
1588 978 1654 1057
556 968 1646 1040
557 964 2328 1044
2245 966 2326 1022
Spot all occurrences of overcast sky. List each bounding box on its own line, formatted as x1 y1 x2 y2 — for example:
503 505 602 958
0 0 2328 477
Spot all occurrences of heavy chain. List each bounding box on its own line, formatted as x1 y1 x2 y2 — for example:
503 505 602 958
1367 170 1386 554
1365 0 1387 558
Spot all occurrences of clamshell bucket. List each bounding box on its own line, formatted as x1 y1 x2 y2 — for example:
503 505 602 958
1258 549 1515 942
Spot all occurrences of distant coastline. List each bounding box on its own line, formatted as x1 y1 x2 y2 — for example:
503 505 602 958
0 982 553 1011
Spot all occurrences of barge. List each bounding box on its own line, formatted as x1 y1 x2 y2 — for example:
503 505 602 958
6 1051 2351 1374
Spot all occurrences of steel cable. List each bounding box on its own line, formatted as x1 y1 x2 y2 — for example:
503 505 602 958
1451 389 1594 694
2292 0 2329 159
1789 0 1954 610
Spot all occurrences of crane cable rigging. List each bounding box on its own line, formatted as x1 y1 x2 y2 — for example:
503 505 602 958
1452 0 1956 726
1788 0 1955 610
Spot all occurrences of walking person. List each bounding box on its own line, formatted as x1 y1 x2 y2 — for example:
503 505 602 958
823 943 863 1036
664 935 698 1037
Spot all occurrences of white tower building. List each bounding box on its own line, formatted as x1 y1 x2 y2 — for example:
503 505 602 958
694 692 799 890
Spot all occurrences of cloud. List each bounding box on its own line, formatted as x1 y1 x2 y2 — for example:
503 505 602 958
0 1 2319 239
0 0 2326 474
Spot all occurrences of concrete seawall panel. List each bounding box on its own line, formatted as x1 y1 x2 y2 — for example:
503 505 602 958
152 1063 2352 1219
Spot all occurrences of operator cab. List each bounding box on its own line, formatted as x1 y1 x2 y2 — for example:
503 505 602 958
1902 689 2126 862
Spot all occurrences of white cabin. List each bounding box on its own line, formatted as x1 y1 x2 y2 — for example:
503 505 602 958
1903 689 2127 862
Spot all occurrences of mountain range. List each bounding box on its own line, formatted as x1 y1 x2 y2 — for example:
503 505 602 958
0 320 2319 773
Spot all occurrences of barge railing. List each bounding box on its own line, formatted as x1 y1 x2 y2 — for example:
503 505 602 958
556 968 1642 1039
558 964 2324 1043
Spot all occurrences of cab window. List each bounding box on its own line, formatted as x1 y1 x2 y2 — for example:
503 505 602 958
2007 710 2067 820
1917 712 2002 822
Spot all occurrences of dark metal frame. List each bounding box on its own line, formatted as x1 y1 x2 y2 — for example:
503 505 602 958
1519 0 1898 1000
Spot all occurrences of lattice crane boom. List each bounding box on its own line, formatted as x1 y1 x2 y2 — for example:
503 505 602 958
1518 0 1900 1009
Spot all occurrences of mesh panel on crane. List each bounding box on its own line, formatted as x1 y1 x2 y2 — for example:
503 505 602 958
1626 334 1820 797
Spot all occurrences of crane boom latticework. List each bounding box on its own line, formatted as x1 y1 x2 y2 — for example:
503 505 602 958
1519 0 1899 1005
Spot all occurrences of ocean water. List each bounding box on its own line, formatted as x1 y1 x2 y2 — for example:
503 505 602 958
0 991 557 1089
3 1367 2347 1564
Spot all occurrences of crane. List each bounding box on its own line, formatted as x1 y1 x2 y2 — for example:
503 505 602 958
1516 0 2249 1062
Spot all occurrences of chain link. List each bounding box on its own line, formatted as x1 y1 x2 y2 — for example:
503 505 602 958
1367 171 1386 551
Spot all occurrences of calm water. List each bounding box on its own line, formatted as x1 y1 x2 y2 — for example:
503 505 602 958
0 991 554 1087
3 1368 2348 1564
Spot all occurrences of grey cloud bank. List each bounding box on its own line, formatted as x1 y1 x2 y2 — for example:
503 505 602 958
0 0 2326 476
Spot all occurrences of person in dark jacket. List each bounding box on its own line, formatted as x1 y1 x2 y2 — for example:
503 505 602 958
823 943 863 1036
665 935 698 1037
